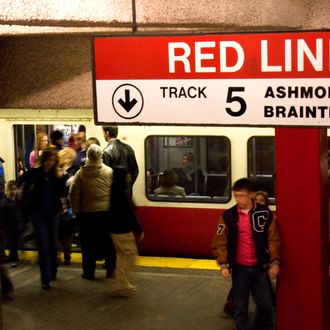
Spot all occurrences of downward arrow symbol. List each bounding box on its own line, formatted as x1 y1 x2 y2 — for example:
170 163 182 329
118 90 137 112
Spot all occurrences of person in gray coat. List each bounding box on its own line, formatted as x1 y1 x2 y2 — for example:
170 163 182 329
70 144 114 280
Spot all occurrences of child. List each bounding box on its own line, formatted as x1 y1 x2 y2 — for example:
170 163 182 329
212 178 280 329
1 180 24 267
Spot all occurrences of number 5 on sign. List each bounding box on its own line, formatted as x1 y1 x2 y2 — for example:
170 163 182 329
225 87 247 117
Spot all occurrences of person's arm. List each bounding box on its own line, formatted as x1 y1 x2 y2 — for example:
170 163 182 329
127 149 139 185
69 171 82 214
29 150 36 168
212 216 230 278
102 149 113 168
268 215 281 279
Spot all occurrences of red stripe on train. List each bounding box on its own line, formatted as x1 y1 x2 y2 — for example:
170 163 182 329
136 206 224 258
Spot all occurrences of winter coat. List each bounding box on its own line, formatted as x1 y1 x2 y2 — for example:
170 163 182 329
69 159 113 214
212 203 280 268
20 167 66 214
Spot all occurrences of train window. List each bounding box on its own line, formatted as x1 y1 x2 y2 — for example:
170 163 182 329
145 136 231 203
248 136 275 202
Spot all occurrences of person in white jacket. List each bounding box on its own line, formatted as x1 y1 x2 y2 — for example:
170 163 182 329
69 144 114 280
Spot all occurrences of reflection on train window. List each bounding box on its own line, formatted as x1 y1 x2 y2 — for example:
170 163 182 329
145 136 231 203
14 124 79 176
248 136 275 202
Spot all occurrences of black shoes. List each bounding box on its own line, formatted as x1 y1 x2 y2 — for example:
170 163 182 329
42 283 50 290
81 273 95 281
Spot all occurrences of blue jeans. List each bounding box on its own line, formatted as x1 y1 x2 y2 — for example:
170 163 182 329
31 211 59 285
232 265 274 330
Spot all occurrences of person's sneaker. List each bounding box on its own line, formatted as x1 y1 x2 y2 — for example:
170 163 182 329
10 262 19 268
111 287 136 297
42 283 50 291
63 260 71 266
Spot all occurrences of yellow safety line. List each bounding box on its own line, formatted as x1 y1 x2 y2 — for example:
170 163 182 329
17 251 330 274
18 251 220 270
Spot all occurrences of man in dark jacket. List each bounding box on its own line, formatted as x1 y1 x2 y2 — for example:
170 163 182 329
102 126 139 196
212 178 280 330
102 126 139 277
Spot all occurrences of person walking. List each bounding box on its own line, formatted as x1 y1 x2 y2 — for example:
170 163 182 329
212 178 280 330
109 166 143 296
21 149 66 290
102 126 139 275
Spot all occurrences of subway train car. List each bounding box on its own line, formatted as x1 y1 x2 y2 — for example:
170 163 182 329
0 109 276 258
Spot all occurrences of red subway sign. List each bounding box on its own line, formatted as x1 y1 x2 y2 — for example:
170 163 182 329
93 31 330 126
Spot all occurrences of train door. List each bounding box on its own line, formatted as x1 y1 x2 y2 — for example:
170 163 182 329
13 124 79 179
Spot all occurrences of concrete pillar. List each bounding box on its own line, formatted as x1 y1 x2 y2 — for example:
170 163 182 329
275 128 330 329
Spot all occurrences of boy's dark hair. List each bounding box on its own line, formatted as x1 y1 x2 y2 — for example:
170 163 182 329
78 125 86 133
102 126 118 138
50 130 64 144
232 178 255 192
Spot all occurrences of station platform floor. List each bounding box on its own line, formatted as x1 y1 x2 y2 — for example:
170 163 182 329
1 254 239 330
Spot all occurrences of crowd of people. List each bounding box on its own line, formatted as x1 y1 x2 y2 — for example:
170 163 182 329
0 125 143 297
0 126 280 328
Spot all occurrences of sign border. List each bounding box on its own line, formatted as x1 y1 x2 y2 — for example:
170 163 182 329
92 29 330 128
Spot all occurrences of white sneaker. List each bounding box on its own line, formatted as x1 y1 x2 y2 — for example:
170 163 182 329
111 285 137 297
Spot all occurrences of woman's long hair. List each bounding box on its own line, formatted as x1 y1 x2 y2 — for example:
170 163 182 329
40 148 59 176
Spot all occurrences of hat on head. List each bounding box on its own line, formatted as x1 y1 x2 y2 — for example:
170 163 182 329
87 144 103 161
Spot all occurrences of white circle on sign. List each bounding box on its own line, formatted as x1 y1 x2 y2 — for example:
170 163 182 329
112 84 144 119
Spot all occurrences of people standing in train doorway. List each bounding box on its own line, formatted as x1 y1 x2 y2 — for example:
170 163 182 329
102 126 139 197
49 130 64 152
58 147 79 266
212 178 280 330
69 144 114 280
21 149 66 290
29 132 49 168
109 166 143 297
74 125 87 167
